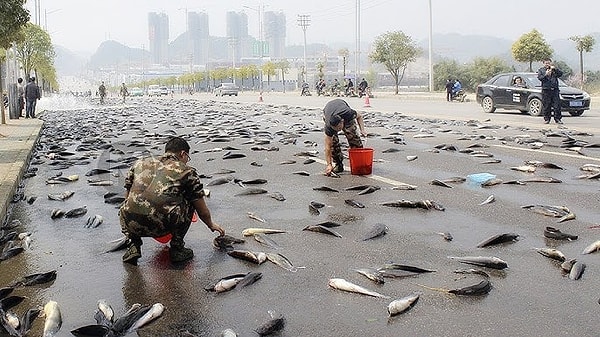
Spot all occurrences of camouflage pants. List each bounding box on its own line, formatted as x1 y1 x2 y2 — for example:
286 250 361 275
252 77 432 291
331 119 363 166
119 203 194 248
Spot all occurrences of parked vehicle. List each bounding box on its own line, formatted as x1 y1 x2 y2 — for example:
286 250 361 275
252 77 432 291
214 83 239 96
476 72 591 116
159 86 169 96
147 85 161 97
129 87 144 97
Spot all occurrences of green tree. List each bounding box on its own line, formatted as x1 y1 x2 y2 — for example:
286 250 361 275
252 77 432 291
569 35 595 88
369 31 421 94
15 23 55 80
433 59 463 91
316 62 325 80
553 60 573 79
262 61 277 88
276 60 290 92
0 0 30 124
511 29 553 72
465 57 512 90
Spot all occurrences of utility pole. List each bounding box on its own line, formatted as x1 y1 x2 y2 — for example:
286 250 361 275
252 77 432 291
428 0 434 92
355 0 360 88
297 15 311 83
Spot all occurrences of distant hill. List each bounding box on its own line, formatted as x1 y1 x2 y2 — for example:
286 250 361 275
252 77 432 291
55 32 600 76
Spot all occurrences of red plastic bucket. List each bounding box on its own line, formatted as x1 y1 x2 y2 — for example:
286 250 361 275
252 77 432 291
348 148 374 175
154 212 198 244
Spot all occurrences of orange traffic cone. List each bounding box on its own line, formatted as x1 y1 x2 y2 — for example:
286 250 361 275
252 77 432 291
364 95 371 108
258 92 264 102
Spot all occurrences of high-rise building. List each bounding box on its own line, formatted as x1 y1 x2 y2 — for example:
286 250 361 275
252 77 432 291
148 12 169 65
263 11 286 58
188 11 210 65
226 11 250 63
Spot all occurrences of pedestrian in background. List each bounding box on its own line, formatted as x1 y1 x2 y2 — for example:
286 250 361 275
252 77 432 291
445 78 454 102
537 58 564 124
119 82 128 103
119 136 225 265
322 98 367 175
24 77 40 118
16 77 24 117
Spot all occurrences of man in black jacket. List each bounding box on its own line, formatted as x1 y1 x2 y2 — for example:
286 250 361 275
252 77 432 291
537 58 564 124
24 77 41 118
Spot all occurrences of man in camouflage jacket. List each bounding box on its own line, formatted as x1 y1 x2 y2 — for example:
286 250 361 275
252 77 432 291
119 136 225 264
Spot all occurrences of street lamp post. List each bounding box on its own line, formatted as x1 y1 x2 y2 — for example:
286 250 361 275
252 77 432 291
355 0 360 88
297 15 311 83
44 8 61 31
243 4 265 90
428 0 434 92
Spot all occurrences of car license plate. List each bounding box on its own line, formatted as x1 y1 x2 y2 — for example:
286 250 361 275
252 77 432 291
570 100 583 107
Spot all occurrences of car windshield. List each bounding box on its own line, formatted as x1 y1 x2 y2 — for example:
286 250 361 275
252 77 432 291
523 74 569 87
221 83 235 88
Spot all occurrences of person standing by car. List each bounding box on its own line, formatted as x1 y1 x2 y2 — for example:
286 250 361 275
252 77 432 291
24 77 40 118
537 58 564 124
323 99 367 175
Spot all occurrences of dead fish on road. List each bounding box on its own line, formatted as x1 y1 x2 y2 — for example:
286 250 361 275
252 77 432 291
253 233 279 249
520 176 562 183
387 293 420 317
355 268 385 284
87 179 114 186
479 195 495 205
10 270 57 287
378 263 436 274
481 178 503 187
241 228 286 236
449 279 492 296
207 176 234 186
345 199 365 208
302 225 342 238
316 221 342 228
234 188 268 196
42 300 62 337
581 240 600 254
227 250 267 264
535 247 566 262
430 179 453 188
380 199 445 211
85 168 112 176
437 232 453 241
64 206 88 218
447 256 508 269
357 185 381 195
85 215 104 228
524 160 564 169
510 165 536 173
522 204 575 222
241 178 268 185
292 171 310 176
255 311 285 336
328 278 390 298
213 234 245 250
359 223 388 241
391 183 417 190
543 227 578 241
569 262 586 280
476 233 519 248
247 212 266 223
406 155 418 161
204 273 251 293
313 186 339 192
47 191 74 201
266 252 301 272
222 153 246 160
268 192 286 201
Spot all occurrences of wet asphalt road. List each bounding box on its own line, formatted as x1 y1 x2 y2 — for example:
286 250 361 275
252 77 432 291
2 93 600 337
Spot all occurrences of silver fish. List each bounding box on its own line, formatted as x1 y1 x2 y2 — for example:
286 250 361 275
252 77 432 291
205 274 247 293
328 278 390 298
391 183 417 190
582 240 600 254
227 250 267 264
255 311 285 336
126 303 164 333
64 206 87 218
476 233 519 248
266 252 300 272
448 279 492 296
94 299 114 326
47 191 74 201
221 328 238 337
535 247 566 262
355 268 385 284
247 212 266 223
569 262 586 280
479 195 495 205
387 293 420 316
344 199 365 208
241 228 286 236
85 215 104 228
447 256 508 269
42 300 62 337
303 225 342 238
235 188 268 196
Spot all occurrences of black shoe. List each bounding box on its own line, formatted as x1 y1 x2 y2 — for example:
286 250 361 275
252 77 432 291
169 246 194 262
122 244 141 265
556 120 563 124
332 164 344 173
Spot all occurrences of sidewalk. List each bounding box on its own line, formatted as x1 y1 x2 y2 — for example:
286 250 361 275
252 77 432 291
0 116 44 224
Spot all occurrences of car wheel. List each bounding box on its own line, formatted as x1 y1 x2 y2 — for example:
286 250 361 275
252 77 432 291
481 96 495 113
527 98 543 116
569 110 584 116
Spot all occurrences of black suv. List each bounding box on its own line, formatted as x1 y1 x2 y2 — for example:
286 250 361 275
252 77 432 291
476 72 591 116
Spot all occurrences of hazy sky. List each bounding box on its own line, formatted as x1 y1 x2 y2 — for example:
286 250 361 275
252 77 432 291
25 0 600 54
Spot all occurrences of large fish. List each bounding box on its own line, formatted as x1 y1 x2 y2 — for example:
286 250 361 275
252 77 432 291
448 279 492 296
535 247 566 262
213 234 245 250
476 233 519 248
581 240 600 254
328 278 390 299
47 191 74 201
234 188 268 196
303 225 342 238
447 256 508 270
255 311 285 336
265 253 300 272
94 299 114 327
359 223 388 241
569 262 586 280
543 227 578 241
10 270 57 287
42 300 62 337
204 274 247 293
387 293 420 316
227 250 267 264
126 303 164 333
355 268 385 284
64 206 88 218
344 199 365 208
241 228 286 236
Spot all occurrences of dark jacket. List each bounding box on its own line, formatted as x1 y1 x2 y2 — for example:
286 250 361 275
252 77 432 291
24 81 41 101
537 66 563 90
